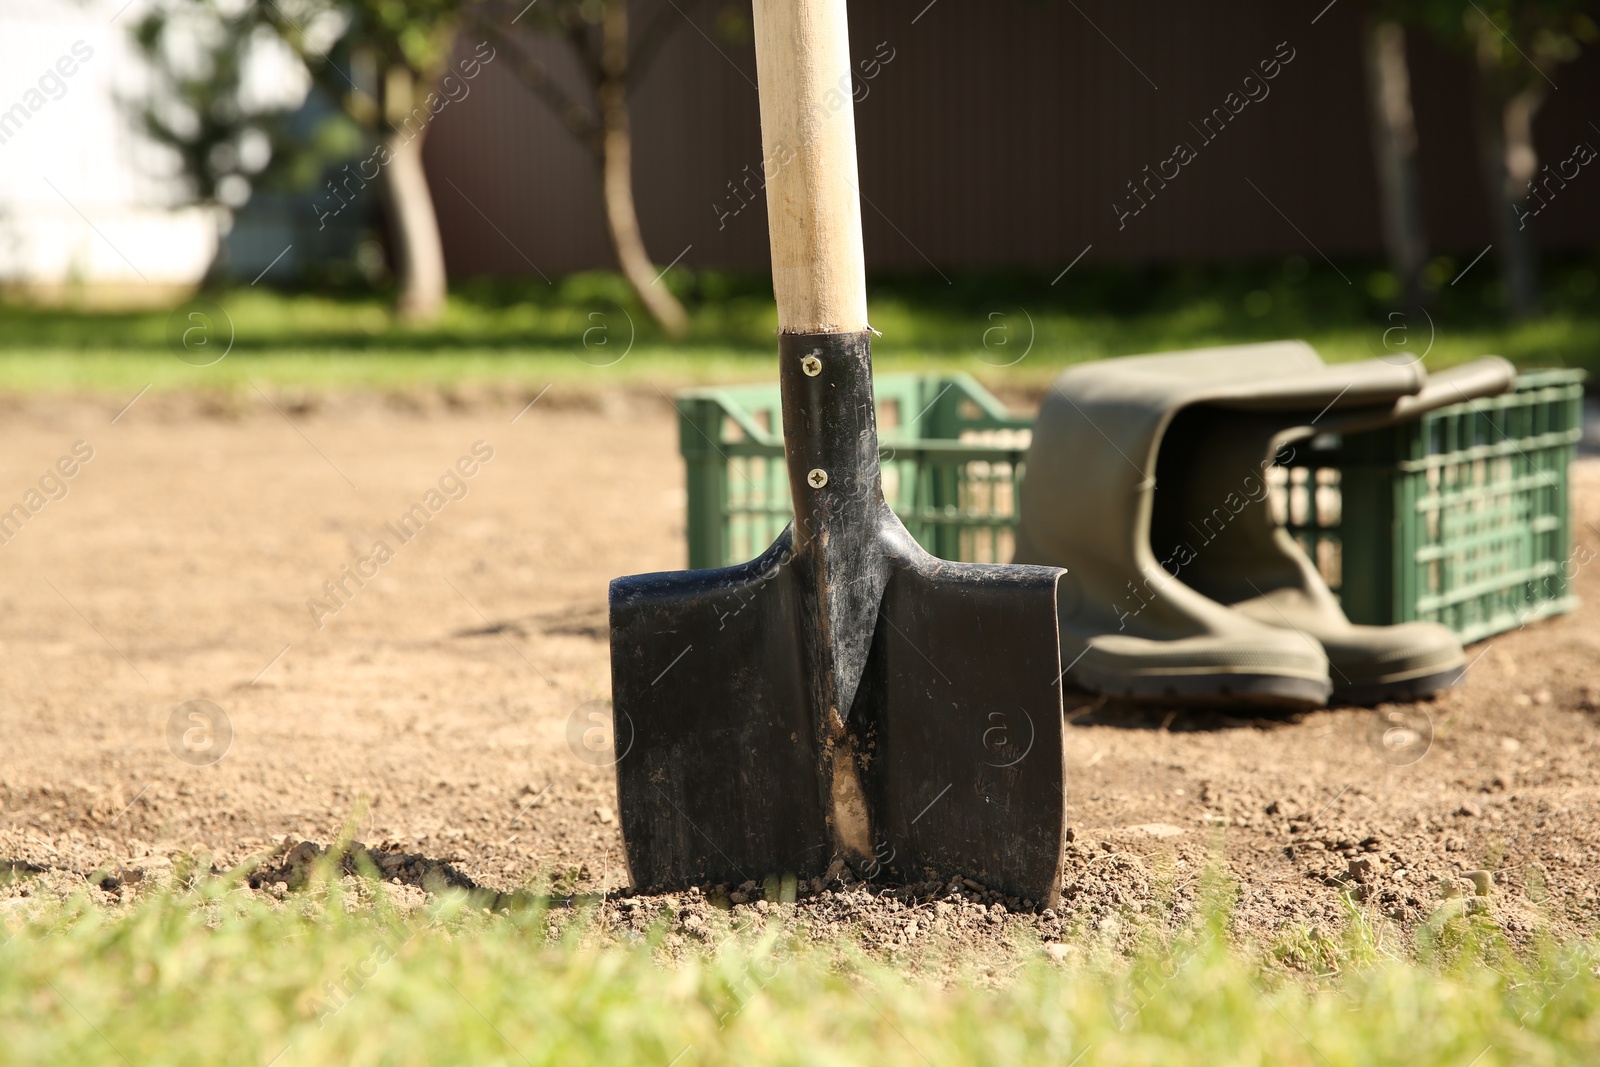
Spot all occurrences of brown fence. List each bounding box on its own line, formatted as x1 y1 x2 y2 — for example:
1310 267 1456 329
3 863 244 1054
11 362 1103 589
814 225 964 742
424 0 1600 279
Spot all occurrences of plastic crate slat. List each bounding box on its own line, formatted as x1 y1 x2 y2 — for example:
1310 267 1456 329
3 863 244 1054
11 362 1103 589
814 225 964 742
1442 598 1579 644
1411 479 1565 512
1413 561 1565 610
1412 526 1561 562
1396 429 1582 471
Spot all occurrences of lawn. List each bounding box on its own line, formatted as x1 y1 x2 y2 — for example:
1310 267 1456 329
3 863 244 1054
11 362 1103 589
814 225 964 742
0 257 1595 395
3 867 1597 1067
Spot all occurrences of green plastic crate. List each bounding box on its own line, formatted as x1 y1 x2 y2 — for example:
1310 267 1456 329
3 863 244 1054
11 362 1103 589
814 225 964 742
1281 368 1585 642
679 373 1032 569
679 369 1584 643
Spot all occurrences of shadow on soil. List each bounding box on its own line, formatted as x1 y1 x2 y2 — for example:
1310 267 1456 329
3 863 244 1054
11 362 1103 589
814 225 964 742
1064 690 1314 732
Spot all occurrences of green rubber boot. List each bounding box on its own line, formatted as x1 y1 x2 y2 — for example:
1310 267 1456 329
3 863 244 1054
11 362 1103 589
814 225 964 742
1015 341 1427 709
1149 358 1515 704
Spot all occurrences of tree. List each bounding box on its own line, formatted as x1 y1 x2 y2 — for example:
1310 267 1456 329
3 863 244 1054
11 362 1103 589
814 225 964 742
259 0 465 321
472 0 710 337
1392 0 1599 318
1360 14 1429 306
130 2 304 281
134 0 467 321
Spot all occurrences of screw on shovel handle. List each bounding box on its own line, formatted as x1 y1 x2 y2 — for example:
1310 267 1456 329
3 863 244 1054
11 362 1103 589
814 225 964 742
608 0 1069 906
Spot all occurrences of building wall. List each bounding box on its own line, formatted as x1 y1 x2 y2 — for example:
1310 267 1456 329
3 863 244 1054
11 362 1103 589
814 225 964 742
425 0 1600 279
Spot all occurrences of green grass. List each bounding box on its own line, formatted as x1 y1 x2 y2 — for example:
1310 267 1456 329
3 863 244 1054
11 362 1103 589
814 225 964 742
2 257 1595 395
3 869 1598 1066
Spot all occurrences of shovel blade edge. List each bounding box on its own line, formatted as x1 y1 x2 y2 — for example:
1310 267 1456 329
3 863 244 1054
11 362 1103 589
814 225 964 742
609 530 830 889
859 550 1068 906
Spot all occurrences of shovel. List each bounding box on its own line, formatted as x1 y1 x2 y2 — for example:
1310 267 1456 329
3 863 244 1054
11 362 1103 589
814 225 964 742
608 0 1068 905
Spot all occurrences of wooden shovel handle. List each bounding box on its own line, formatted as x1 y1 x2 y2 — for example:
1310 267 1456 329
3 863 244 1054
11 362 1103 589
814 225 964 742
752 0 869 335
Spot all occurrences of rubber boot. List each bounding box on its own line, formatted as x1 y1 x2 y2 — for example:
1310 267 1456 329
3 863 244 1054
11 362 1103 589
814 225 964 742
1015 341 1427 709
1149 358 1516 705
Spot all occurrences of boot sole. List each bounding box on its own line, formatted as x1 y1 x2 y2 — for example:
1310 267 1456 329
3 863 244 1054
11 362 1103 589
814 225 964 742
1332 664 1466 706
1074 666 1331 711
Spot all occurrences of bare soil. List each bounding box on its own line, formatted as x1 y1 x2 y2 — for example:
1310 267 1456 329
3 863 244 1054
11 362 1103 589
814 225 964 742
3 388 1598 956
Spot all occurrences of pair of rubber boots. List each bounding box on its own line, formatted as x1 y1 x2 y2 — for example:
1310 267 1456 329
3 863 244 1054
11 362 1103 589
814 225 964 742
1013 341 1516 709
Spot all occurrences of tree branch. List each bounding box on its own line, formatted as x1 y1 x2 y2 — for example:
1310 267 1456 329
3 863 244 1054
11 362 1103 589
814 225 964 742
564 20 604 87
629 0 715 85
475 18 603 155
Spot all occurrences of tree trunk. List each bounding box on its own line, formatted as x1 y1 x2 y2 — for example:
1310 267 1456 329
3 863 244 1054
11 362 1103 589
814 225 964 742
382 67 449 323
1471 47 1543 318
599 1 689 337
1361 18 1428 304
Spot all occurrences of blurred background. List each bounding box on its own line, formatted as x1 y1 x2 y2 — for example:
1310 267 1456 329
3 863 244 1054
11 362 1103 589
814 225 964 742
0 0 1596 388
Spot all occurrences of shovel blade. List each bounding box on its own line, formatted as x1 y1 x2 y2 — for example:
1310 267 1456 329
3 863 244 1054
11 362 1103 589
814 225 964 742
611 521 1069 903
609 529 830 889
859 544 1067 905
